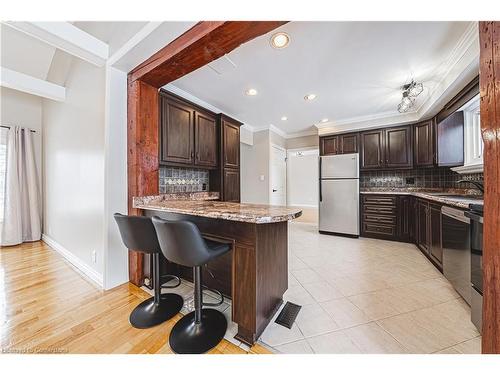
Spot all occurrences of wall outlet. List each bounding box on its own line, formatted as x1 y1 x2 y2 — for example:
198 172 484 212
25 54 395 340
92 250 97 263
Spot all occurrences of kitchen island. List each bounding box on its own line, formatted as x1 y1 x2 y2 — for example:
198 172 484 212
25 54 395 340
133 193 302 345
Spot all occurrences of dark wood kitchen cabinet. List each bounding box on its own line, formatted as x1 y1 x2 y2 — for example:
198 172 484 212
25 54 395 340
416 199 430 254
360 126 412 170
159 91 217 168
216 114 242 202
360 129 385 169
415 199 443 268
194 110 218 168
437 111 464 167
160 95 194 165
384 126 413 169
429 203 443 265
398 195 413 243
340 133 359 154
320 135 340 155
320 132 359 155
414 119 435 167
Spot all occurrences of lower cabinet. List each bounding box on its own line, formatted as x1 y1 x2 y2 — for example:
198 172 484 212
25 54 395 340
415 199 443 269
361 194 443 270
223 168 240 202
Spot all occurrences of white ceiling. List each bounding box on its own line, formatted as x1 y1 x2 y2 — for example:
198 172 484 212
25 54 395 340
0 24 56 80
171 21 476 136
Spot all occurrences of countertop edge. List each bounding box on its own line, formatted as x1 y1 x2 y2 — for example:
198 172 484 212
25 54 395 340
360 191 482 209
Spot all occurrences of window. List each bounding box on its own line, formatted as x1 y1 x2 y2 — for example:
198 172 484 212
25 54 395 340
452 94 483 173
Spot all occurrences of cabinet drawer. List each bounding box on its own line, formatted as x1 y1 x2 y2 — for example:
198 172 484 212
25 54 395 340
363 205 396 215
362 223 397 237
362 195 397 206
363 214 396 225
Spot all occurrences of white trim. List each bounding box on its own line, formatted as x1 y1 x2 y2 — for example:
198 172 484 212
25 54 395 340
42 234 104 288
3 21 109 67
107 22 163 67
451 163 483 174
1 67 66 101
286 146 319 153
287 204 318 208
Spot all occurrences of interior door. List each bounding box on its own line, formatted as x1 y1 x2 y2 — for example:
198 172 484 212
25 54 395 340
270 145 287 206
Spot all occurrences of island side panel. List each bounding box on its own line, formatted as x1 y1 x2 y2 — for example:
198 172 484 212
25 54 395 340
255 221 288 338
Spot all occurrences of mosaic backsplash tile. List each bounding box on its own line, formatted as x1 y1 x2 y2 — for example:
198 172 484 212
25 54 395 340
159 166 209 193
360 167 483 191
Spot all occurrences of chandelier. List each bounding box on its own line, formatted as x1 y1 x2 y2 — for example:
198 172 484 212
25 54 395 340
397 80 424 113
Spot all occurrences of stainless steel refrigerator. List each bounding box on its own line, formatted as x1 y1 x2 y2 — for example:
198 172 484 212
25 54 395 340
319 153 359 236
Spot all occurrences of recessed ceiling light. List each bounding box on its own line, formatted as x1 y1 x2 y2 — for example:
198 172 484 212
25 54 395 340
245 88 258 96
281 116 288 121
320 118 329 123
270 32 290 49
304 94 317 101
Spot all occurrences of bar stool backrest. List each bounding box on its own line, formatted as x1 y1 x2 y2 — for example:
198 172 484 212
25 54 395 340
152 216 211 267
114 213 161 254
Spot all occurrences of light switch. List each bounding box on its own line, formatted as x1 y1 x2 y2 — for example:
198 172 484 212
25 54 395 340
260 175 265 181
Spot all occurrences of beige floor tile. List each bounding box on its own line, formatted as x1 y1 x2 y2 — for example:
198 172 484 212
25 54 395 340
291 268 324 284
294 303 339 337
259 320 304 347
436 337 481 354
284 284 316 306
342 322 408 354
320 298 372 329
348 291 401 320
306 330 362 354
301 281 344 303
274 339 314 354
378 299 480 354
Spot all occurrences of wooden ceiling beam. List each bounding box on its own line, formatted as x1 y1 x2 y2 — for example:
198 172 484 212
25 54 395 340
128 21 287 87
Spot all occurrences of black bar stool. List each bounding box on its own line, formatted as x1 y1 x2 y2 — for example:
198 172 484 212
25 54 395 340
114 213 183 329
152 216 231 354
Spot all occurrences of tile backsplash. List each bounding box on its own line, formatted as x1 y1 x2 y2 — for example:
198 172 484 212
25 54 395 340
159 166 209 193
360 167 483 190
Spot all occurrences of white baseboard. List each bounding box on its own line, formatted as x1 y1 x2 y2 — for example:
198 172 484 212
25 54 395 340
42 234 103 288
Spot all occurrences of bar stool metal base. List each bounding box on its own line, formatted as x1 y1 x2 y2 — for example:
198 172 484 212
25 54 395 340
169 309 227 354
130 293 183 329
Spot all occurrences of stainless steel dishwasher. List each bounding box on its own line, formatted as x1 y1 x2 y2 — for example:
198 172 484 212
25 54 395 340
442 206 471 305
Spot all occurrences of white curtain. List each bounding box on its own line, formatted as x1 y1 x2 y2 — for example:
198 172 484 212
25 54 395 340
0 126 41 246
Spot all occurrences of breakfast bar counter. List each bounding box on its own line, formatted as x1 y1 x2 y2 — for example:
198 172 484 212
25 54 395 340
133 193 302 345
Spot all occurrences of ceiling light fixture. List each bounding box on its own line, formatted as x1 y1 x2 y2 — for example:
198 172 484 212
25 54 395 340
270 32 290 49
245 88 258 96
320 118 329 123
397 80 423 113
304 94 317 101
281 116 288 121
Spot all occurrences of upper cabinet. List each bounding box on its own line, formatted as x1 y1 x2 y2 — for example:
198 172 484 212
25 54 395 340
360 126 412 170
437 111 464 167
320 132 359 156
159 91 218 169
384 126 413 169
360 129 385 169
221 116 240 169
160 96 194 165
194 110 218 167
413 119 435 167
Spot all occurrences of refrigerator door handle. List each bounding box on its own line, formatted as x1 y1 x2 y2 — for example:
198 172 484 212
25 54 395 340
319 157 322 202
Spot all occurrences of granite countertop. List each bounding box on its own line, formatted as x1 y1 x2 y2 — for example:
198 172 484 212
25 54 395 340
360 188 483 209
133 194 302 224
134 191 220 206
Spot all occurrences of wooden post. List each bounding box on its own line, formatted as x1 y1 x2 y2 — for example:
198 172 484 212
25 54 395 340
479 21 500 354
127 79 159 285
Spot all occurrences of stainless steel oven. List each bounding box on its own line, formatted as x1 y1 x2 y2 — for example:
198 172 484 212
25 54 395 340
442 206 471 305
465 204 483 333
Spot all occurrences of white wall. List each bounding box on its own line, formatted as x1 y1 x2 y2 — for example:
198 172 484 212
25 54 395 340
0 87 43 194
42 50 105 284
240 130 270 204
103 66 128 289
287 148 319 207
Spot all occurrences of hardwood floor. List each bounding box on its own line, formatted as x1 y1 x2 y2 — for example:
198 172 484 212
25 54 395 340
0 241 270 354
